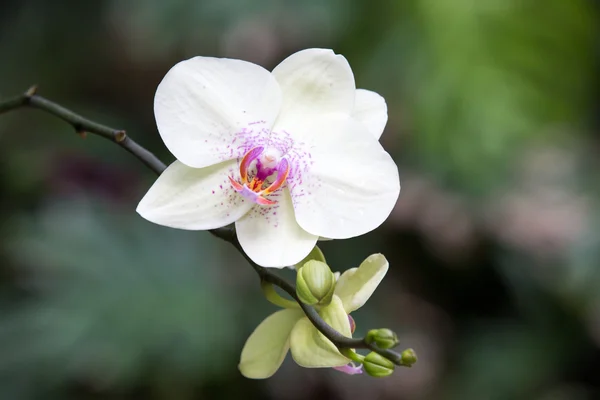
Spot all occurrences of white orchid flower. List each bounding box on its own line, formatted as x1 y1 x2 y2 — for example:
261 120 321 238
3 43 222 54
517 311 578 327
137 49 400 267
238 254 389 379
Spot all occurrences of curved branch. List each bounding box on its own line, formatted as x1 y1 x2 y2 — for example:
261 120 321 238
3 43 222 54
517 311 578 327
212 227 406 364
0 87 407 367
1 86 167 174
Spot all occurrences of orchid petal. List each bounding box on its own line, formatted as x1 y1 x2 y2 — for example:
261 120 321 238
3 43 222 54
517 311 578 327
288 115 400 239
239 146 264 183
137 160 252 230
290 319 348 368
334 254 389 313
154 56 281 168
289 296 351 368
353 89 388 140
235 188 318 268
320 294 353 338
239 309 304 379
271 48 355 130
261 158 290 195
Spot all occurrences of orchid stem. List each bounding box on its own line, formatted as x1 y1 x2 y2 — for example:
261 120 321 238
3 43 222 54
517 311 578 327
340 349 365 364
0 87 412 368
0 86 167 174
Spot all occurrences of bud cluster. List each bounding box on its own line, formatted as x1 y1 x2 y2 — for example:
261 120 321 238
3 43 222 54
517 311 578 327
294 254 415 378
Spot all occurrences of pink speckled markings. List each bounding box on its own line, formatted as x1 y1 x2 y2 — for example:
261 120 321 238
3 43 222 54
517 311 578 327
228 146 290 206
220 120 313 210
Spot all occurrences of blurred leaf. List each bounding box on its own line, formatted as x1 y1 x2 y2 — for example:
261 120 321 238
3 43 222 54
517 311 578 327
370 0 596 193
566 213 600 307
443 322 569 400
1 197 241 391
108 0 354 62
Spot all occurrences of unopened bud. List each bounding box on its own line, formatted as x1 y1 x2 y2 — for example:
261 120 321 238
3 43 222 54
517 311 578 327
363 352 395 378
294 245 326 270
400 348 417 367
366 328 399 349
296 260 335 306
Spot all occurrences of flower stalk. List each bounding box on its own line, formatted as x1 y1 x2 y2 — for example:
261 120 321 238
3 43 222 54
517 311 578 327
0 87 415 376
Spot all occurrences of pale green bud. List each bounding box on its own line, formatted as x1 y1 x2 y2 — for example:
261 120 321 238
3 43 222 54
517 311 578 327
294 246 326 270
365 328 399 349
400 348 417 367
363 352 395 378
296 260 335 306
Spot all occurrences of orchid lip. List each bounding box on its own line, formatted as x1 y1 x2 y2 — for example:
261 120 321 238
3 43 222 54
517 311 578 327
333 363 363 375
229 147 290 206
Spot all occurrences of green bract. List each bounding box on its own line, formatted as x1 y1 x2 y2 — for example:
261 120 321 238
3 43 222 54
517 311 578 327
238 254 389 379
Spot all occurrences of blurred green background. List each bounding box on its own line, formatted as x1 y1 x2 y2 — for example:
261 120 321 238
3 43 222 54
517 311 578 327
1 0 599 399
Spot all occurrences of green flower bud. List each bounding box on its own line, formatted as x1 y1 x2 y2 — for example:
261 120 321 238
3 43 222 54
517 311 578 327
296 260 335 306
294 246 326 270
365 328 399 349
400 348 417 367
363 352 395 378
